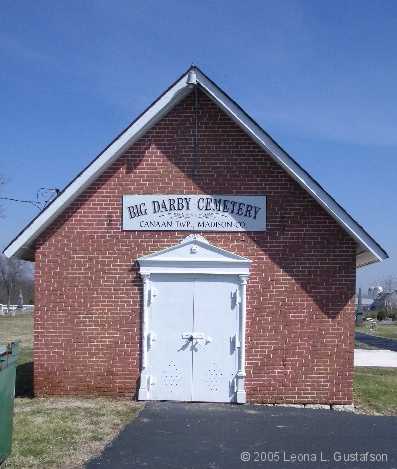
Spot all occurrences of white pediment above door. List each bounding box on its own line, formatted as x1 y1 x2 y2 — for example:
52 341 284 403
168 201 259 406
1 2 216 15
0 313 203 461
138 235 251 275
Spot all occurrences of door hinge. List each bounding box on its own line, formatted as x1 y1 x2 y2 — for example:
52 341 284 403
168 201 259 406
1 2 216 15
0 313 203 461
230 377 238 393
149 286 158 305
148 375 156 388
148 332 157 350
231 289 241 307
231 334 240 351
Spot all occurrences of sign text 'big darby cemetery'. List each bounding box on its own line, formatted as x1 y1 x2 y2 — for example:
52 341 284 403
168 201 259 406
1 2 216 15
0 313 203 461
122 195 266 231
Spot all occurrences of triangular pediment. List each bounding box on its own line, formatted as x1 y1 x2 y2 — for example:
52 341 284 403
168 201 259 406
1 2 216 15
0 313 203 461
138 235 250 276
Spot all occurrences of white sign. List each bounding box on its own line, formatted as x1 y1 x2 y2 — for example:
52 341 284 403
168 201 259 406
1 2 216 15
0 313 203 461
122 195 266 231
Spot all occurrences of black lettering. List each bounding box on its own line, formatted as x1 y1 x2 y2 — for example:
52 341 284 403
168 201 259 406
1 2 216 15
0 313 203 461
152 200 160 214
168 198 176 211
229 200 238 214
139 203 147 216
213 198 222 211
177 198 184 210
205 197 212 210
184 197 191 210
244 204 253 218
197 197 205 210
236 202 245 216
128 203 147 219
253 206 261 220
161 200 168 211
222 199 230 212
128 205 138 219
140 220 173 228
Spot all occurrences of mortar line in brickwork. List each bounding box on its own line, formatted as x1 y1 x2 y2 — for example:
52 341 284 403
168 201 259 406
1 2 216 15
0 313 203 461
281 295 288 396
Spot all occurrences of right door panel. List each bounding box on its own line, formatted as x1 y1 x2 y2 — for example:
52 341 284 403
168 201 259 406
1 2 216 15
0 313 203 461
192 276 239 402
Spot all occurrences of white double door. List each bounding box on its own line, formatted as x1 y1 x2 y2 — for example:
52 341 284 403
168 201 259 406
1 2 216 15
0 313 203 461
147 274 240 402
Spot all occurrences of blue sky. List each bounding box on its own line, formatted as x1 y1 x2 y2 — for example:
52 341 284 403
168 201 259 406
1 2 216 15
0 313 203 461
0 0 396 292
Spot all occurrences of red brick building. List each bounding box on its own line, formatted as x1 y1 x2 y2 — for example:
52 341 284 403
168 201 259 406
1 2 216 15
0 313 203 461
4 67 387 405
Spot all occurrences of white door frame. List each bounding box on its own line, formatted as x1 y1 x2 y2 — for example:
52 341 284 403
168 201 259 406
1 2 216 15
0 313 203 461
137 235 251 403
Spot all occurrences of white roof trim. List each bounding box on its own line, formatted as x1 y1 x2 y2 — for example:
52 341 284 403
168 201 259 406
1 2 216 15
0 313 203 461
3 67 388 268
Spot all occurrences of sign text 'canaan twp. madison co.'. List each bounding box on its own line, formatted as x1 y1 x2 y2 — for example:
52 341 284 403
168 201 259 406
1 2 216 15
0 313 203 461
122 195 266 231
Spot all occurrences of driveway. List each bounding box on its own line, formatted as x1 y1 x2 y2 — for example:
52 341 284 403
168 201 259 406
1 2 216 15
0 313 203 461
356 331 397 352
86 402 397 468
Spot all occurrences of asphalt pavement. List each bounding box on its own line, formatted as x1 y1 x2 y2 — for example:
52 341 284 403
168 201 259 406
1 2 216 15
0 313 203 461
356 332 397 352
86 402 397 469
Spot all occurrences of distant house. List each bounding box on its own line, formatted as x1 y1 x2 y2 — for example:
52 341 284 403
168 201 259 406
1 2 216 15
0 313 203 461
355 296 373 312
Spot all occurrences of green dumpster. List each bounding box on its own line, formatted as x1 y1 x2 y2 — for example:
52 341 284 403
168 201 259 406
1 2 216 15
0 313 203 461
0 342 19 465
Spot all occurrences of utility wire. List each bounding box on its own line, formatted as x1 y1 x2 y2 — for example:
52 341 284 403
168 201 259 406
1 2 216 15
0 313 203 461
0 187 60 211
0 197 42 209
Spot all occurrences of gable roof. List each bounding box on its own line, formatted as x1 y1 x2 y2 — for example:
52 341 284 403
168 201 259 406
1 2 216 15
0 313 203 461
3 66 388 267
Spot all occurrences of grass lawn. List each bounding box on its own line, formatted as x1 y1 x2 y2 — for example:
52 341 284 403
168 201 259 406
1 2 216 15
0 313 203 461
0 314 142 468
0 313 34 397
354 367 397 415
356 322 397 340
0 313 33 347
4 398 141 469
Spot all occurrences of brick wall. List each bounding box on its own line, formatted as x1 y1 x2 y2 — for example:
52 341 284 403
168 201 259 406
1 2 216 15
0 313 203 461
34 89 356 404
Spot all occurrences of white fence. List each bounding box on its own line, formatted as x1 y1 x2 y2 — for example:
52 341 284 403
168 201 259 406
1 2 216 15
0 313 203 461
0 304 34 315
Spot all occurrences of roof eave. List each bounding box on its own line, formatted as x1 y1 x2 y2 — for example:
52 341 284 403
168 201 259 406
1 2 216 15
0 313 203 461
356 248 386 269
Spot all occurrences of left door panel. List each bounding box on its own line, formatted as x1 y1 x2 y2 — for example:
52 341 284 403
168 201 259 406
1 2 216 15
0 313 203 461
148 275 194 401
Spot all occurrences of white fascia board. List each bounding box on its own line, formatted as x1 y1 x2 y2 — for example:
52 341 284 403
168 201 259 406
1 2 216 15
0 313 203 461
195 69 388 266
3 72 193 259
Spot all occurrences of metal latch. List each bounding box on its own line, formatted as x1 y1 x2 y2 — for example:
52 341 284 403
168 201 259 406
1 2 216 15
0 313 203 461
181 332 212 343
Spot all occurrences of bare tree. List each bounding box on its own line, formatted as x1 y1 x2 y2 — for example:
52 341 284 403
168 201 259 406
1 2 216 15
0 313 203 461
369 276 397 298
382 276 395 293
0 255 24 315
384 291 397 318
